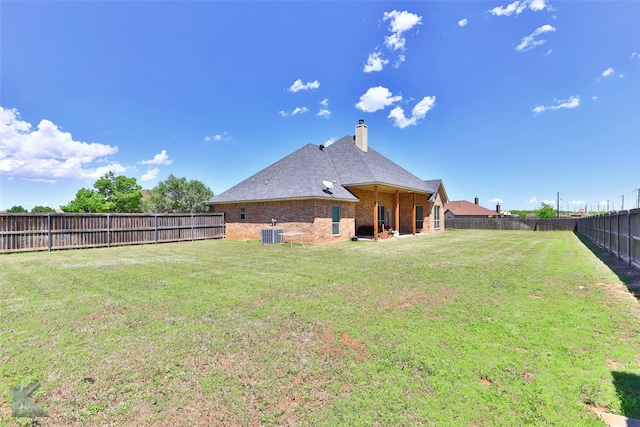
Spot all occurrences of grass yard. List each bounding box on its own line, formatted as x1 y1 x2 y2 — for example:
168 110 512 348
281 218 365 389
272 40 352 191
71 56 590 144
1 230 639 426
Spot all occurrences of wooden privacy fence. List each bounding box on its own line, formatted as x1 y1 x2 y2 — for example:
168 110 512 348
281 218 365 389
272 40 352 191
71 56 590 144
445 217 578 231
577 209 640 270
0 213 225 253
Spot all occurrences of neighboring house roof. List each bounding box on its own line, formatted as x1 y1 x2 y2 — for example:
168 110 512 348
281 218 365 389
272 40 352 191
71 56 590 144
210 135 445 205
444 200 497 217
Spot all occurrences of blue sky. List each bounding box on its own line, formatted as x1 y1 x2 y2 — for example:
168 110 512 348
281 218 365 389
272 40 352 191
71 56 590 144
1 1 639 212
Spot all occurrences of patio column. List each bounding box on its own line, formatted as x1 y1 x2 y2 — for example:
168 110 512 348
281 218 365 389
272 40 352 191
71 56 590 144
412 192 416 235
395 189 399 232
373 185 378 240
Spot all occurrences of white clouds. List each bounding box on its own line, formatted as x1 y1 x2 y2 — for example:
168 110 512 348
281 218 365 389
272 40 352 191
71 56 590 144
384 10 422 35
458 18 468 27
287 79 320 93
568 200 586 205
490 198 504 204
528 196 538 205
516 24 555 52
363 51 389 73
0 106 127 182
489 1 526 16
140 149 172 165
632 52 639 61
363 10 422 72
601 67 615 77
388 96 436 128
533 96 580 113
355 86 402 113
382 10 422 52
205 132 230 141
141 167 159 181
292 107 309 115
355 87 436 128
489 0 549 16
316 99 331 118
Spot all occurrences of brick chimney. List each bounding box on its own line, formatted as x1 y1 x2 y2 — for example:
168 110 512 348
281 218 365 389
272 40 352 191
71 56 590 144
355 119 368 152
474 197 479 205
496 204 501 214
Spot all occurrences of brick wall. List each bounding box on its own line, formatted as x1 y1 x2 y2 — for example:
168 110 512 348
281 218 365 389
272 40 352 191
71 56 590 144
210 200 355 243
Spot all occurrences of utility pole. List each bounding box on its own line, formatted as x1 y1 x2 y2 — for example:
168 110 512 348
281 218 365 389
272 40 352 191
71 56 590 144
620 194 625 211
556 192 560 218
635 188 640 209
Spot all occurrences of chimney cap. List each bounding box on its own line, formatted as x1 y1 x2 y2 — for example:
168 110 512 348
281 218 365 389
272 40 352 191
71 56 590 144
358 119 365 125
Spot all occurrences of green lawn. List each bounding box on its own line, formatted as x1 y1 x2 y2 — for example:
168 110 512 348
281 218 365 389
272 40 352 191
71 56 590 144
1 230 639 426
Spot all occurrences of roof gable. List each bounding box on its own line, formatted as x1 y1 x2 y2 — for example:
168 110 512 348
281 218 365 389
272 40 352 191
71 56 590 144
325 136 436 193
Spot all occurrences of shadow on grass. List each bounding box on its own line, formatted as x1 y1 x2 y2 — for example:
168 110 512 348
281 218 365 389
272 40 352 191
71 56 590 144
612 371 640 419
574 231 640 301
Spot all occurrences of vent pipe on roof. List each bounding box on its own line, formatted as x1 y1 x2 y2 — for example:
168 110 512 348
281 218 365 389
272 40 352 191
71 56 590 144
496 204 501 214
474 197 479 205
355 119 368 152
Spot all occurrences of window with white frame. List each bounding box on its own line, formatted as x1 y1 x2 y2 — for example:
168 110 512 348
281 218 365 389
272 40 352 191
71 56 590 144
240 207 245 220
332 205 340 235
434 205 440 229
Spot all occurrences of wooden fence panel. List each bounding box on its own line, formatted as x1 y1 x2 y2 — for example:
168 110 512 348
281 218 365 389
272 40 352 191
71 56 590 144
0 213 225 253
445 217 578 231
577 209 640 270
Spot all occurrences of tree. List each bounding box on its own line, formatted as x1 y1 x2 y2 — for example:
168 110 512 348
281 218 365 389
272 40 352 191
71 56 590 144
144 174 214 213
31 205 56 213
535 202 556 218
7 205 28 213
61 171 143 213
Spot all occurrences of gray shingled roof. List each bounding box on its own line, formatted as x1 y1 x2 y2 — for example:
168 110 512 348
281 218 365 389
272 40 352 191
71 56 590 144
209 135 441 204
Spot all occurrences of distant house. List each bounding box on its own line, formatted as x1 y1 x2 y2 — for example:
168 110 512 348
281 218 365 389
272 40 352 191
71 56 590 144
208 120 448 243
444 198 498 219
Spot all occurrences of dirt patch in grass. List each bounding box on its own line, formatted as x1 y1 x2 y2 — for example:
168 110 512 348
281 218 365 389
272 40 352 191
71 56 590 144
320 328 368 362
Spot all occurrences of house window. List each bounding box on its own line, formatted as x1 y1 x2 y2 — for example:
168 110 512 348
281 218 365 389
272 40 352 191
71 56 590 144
332 205 340 235
240 207 245 220
416 205 424 230
434 205 440 229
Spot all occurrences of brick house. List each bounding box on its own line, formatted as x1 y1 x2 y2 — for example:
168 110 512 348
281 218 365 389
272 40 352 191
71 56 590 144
208 120 448 243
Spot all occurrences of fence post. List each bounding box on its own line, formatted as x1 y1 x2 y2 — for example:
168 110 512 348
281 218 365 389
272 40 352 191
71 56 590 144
616 212 620 259
107 214 111 248
154 215 158 244
608 213 611 254
48 213 52 252
628 211 632 267
191 213 194 241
